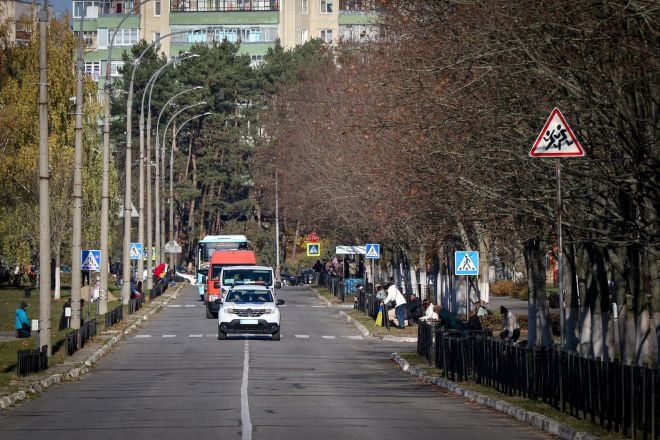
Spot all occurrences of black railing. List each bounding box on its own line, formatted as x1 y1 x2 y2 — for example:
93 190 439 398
129 296 144 314
105 304 123 328
17 347 48 377
65 318 98 356
416 321 434 363
425 328 659 439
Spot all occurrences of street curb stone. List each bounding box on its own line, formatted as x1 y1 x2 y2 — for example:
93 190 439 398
1 285 180 410
390 353 599 440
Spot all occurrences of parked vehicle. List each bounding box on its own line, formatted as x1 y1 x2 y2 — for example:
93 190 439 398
217 285 284 340
205 251 257 318
279 272 297 286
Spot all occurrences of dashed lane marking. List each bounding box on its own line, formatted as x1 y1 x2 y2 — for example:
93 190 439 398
135 334 152 338
162 334 176 338
167 305 182 308
188 334 204 338
345 335 364 340
294 334 310 339
321 335 336 339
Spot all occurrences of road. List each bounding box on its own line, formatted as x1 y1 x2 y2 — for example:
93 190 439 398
0 285 550 440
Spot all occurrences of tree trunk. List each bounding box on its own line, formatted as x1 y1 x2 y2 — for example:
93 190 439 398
524 237 552 348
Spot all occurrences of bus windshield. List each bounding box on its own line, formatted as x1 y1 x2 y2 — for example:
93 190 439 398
197 235 250 270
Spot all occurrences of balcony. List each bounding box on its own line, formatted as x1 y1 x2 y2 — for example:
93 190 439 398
170 0 279 12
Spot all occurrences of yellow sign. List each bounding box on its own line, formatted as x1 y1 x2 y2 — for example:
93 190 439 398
307 243 320 257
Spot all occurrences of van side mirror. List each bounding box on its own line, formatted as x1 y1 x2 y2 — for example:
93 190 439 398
214 281 220 288
276 299 285 305
274 281 282 289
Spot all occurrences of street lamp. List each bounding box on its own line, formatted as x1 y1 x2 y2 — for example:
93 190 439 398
140 53 198 290
156 101 207 264
100 0 153 314
123 31 197 304
166 112 212 267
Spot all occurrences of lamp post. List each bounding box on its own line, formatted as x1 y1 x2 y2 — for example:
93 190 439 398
167 112 211 267
100 0 153 314
155 98 204 265
123 31 195 304
140 54 198 290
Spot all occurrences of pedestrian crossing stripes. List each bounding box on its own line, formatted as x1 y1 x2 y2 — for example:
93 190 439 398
133 334 364 340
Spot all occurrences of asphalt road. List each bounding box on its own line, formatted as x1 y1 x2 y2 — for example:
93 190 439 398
0 285 551 440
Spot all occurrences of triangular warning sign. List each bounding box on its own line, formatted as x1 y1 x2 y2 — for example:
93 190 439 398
366 245 378 258
458 254 477 272
530 108 585 157
82 252 99 270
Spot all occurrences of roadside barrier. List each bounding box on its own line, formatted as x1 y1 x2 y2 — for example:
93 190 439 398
419 326 658 439
17 347 48 377
128 296 144 315
105 304 123 328
65 318 98 356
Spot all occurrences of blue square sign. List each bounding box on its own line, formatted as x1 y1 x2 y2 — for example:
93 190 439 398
455 251 479 276
365 243 380 259
81 250 101 271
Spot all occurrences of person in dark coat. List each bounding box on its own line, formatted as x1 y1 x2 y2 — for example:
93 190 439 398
407 294 423 324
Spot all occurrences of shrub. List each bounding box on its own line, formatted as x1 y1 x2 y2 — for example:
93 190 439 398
490 280 528 298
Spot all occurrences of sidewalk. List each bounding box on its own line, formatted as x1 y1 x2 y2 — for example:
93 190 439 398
1 285 182 410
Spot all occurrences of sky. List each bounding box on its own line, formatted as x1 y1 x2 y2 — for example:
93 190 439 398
50 0 71 17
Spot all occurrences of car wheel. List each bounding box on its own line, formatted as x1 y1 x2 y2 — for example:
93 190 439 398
218 326 227 340
206 306 214 319
272 330 280 341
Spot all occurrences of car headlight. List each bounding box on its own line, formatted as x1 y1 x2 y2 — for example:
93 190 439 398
261 308 277 315
225 308 237 315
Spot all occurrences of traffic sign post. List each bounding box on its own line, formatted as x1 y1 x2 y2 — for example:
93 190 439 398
530 108 584 348
307 243 320 257
365 244 380 294
455 251 479 317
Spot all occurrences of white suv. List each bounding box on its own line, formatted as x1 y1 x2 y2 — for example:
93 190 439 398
218 285 284 340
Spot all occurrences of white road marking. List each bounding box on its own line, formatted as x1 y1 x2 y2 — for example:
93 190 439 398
185 304 196 308
294 334 310 339
206 334 216 337
167 305 181 308
311 305 326 308
321 335 336 339
188 334 203 338
135 334 152 339
241 340 252 440
345 335 364 340
162 334 176 338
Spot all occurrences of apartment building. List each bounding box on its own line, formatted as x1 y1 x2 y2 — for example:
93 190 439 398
1 0 54 45
72 0 379 83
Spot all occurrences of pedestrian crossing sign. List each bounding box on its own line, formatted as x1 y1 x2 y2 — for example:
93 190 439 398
81 249 101 271
365 243 380 259
455 251 479 276
307 243 320 257
130 243 143 260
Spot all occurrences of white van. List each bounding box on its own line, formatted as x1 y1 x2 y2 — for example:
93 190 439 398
218 265 281 301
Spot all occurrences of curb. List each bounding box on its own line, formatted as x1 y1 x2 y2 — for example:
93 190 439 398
1 286 181 410
338 310 418 343
390 353 599 440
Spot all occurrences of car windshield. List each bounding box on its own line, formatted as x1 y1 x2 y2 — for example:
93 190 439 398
223 269 273 286
226 290 273 303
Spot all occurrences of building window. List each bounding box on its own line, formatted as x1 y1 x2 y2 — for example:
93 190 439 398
84 61 101 79
320 0 332 13
320 29 332 43
153 32 161 43
301 0 307 14
73 1 99 18
155 0 161 15
299 28 308 44
98 28 140 48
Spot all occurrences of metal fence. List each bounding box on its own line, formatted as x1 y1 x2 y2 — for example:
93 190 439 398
105 304 123 328
319 271 346 301
17 347 48 377
129 296 144 315
65 318 98 356
149 278 169 300
416 322 659 439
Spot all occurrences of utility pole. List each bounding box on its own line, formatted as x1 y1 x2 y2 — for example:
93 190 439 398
275 166 280 280
70 2 86 330
38 0 51 356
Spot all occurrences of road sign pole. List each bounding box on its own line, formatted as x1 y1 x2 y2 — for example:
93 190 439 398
466 277 469 319
556 158 564 348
